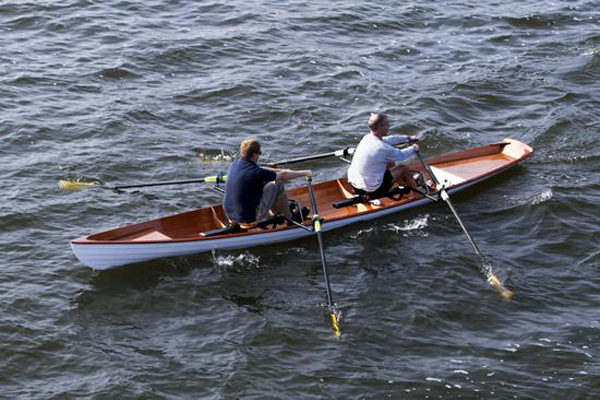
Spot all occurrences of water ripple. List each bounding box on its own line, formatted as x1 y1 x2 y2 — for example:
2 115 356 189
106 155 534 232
2 0 600 398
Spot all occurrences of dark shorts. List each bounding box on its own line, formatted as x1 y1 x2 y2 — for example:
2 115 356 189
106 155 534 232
352 170 394 198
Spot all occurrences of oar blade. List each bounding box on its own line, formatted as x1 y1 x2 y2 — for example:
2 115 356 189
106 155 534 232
58 179 98 191
330 307 342 338
487 273 514 301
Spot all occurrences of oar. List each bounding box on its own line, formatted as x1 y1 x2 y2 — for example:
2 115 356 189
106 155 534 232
263 138 416 167
58 175 227 191
58 147 355 191
416 152 513 300
306 175 342 337
262 147 355 167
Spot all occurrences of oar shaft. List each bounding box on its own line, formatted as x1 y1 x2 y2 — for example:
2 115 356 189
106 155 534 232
416 152 513 299
113 176 226 190
263 147 355 167
417 153 484 257
316 226 334 306
441 191 484 258
306 177 334 308
443 192 511 298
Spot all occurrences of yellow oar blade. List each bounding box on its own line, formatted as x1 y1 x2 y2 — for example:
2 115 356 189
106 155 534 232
488 273 514 301
331 312 341 338
57 179 98 191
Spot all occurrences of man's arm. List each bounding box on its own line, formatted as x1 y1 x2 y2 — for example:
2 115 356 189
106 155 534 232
264 167 311 182
383 135 418 146
385 144 418 163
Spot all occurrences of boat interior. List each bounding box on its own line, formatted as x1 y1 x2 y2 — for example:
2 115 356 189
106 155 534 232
81 140 531 243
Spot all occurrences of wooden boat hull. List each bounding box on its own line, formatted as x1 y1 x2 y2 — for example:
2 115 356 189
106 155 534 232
71 139 533 270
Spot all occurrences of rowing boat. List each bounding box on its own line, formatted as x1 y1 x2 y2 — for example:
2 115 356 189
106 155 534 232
71 138 533 270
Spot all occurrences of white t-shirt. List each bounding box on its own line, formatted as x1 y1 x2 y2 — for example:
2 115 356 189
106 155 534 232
347 133 416 192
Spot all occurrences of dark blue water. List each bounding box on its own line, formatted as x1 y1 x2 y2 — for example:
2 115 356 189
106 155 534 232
2 1 600 398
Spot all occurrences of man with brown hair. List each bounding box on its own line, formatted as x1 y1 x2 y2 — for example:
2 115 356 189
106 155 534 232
223 138 311 224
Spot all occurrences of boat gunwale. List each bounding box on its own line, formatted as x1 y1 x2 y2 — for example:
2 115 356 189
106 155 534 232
71 140 533 246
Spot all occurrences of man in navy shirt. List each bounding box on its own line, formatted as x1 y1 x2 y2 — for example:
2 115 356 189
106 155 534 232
223 138 311 224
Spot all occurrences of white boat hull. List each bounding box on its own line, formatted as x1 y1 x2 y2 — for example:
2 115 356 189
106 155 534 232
71 177 485 270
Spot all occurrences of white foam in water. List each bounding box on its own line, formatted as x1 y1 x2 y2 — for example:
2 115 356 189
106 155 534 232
531 188 553 205
390 215 429 236
581 49 600 56
212 252 261 269
349 226 375 239
195 151 234 163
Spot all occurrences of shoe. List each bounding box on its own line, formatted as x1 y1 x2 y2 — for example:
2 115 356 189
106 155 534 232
292 206 310 223
288 202 311 223
289 200 309 221
413 172 431 194
425 179 435 193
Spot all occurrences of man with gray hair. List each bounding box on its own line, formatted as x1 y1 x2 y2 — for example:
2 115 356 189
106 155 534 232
347 113 419 197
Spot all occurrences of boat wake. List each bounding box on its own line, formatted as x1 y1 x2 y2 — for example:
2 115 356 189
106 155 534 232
388 215 429 237
577 248 600 269
350 215 429 240
211 251 262 272
349 226 375 239
531 188 553 205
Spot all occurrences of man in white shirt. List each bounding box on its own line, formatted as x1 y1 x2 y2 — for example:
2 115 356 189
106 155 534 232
347 113 419 197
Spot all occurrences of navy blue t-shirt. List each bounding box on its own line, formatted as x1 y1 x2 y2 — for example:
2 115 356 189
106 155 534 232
223 159 277 223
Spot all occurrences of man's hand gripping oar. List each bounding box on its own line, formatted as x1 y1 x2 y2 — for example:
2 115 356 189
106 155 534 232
306 175 342 337
416 151 513 300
